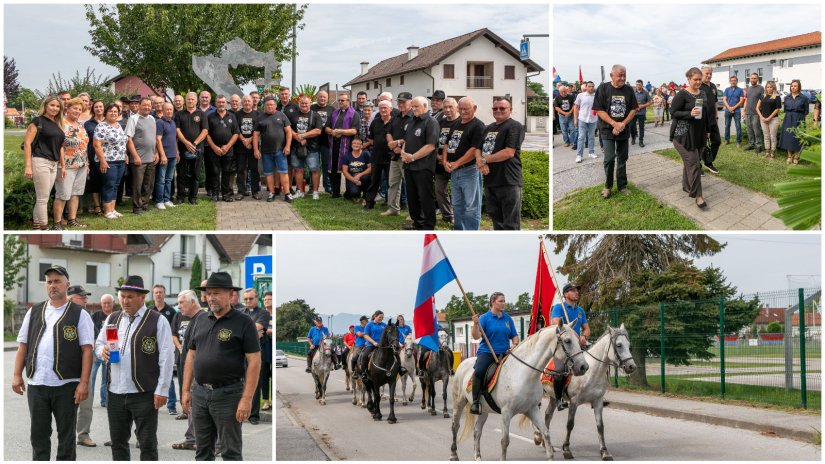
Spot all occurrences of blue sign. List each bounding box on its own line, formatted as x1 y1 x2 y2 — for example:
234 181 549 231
519 40 529 61
244 255 272 288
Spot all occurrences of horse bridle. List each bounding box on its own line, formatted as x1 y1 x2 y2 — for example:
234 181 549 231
508 325 584 377
371 330 400 376
585 328 634 369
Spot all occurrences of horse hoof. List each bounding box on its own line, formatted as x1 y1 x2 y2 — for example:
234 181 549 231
388 417 397 424
320 400 326 405
443 412 450 418
601 454 613 461
563 451 574 460
346 387 350 391
430 410 437 416
449 455 459 461
420 404 426 410
533 433 543 446
402 401 408 406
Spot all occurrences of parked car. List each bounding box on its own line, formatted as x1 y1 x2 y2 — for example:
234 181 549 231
801 89 819 103
275 349 288 368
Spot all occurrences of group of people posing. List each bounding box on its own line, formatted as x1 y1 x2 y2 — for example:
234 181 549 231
555 64 817 209
22 86 526 230
12 267 272 461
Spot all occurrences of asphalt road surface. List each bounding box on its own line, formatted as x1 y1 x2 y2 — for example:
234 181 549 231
3 351 272 461
276 362 820 461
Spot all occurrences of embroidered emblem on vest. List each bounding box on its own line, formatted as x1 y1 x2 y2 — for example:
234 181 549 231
63 325 78 341
141 336 157 355
218 328 232 342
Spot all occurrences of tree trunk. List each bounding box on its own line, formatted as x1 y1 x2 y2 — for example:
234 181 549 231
628 344 649 388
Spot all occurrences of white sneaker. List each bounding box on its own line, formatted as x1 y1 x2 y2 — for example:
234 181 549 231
104 211 118 219
312 191 319 200
576 156 583 163
164 201 176 208
589 153 598 159
293 190 305 199
113 210 123 218
156 202 166 210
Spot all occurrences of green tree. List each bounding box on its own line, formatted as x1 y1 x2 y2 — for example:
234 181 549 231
527 81 547 96
4 56 21 100
443 292 489 322
7 87 40 113
84 4 306 95
189 255 203 298
39 68 129 103
4 235 30 292
276 299 317 342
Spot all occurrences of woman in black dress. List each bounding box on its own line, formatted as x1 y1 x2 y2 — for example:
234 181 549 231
777 79 809 165
669 67 712 209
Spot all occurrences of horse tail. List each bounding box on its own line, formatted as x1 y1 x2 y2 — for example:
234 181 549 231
517 413 532 431
458 400 476 443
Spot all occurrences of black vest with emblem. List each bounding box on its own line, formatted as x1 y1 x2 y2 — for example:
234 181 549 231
25 301 84 380
108 309 160 393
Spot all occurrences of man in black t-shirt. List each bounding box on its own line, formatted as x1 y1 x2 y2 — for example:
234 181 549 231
289 95 324 199
700 65 721 173
240 288 271 425
365 100 394 209
480 98 525 230
182 273 260 461
235 95 261 200
435 97 457 224
174 92 209 204
444 97 485 230
400 96 440 230
554 86 577 148
253 97 294 202
206 95 240 202
151 284 179 415
385 93 414 216
593 64 637 199
311 90 335 195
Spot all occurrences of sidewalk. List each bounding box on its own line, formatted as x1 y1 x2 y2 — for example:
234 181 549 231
605 389 819 443
276 394 330 461
216 195 309 230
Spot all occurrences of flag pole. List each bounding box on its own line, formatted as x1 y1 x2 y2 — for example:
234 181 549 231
434 238 499 364
539 237 562 306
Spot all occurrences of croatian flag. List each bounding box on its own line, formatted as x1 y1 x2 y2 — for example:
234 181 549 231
553 67 561 83
413 234 456 352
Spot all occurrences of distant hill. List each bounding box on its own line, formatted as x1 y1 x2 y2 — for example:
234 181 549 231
319 311 415 335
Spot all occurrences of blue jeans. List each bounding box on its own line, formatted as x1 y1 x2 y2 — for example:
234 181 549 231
559 114 577 144
577 121 597 156
101 160 126 203
724 111 742 143
451 166 482 230
153 156 177 203
167 376 177 411
91 356 108 406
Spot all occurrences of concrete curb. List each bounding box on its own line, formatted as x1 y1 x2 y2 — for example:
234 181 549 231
276 392 336 460
605 398 818 444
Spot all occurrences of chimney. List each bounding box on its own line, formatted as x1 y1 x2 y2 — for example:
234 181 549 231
407 46 419 61
360 61 369 76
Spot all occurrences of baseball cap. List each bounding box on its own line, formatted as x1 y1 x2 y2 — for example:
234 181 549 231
44 265 69 279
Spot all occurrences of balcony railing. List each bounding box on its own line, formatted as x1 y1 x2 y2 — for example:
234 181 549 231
467 75 493 89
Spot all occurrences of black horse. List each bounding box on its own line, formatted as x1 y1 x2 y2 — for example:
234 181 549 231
420 329 452 418
363 319 401 423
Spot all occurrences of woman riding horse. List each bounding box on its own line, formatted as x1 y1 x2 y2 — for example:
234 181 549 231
359 310 387 380
306 316 341 372
470 292 519 415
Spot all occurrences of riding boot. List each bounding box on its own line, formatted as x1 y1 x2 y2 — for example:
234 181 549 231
417 352 426 377
469 377 483 415
554 376 569 411
305 351 313 373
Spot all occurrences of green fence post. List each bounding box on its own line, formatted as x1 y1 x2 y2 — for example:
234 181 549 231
798 288 807 409
520 317 525 340
660 302 666 394
719 296 726 400
612 307 619 388
464 325 469 359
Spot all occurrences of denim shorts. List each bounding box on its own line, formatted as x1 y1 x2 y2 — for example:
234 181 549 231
290 151 321 171
262 151 287 175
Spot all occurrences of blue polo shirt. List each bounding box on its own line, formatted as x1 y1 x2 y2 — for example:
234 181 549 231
364 321 387 345
307 325 329 346
551 302 588 336
476 311 517 355
397 324 412 341
354 323 367 347
723 86 744 114
156 117 178 158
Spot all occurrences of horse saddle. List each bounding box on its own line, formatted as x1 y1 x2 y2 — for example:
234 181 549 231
465 355 509 414
540 358 572 386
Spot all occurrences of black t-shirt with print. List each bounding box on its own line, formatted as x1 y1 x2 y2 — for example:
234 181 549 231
481 118 524 187
402 114 440 172
553 94 576 115
446 117 485 165
206 111 240 149
174 109 209 150
310 104 335 147
289 110 324 153
593 83 638 140
235 109 260 155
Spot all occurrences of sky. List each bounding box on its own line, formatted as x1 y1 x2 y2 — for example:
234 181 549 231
553 4 822 87
275 234 822 321
4 3 550 95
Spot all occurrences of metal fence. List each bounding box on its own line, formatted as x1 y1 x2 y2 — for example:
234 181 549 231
596 288 820 410
276 341 310 356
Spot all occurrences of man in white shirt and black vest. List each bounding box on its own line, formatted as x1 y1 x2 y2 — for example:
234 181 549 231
182 272 262 461
12 265 94 461
95 276 174 461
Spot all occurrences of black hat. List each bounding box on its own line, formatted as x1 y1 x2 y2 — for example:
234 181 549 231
562 283 581 294
397 92 413 101
428 90 446 100
43 264 69 279
314 316 323 323
359 315 368 322
67 285 91 297
198 272 242 291
115 276 151 294
119 96 131 103
129 95 141 103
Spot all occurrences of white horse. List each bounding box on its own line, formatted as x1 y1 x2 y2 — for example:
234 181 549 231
311 337 334 405
450 321 589 461
534 324 637 461
348 348 367 407
399 334 418 405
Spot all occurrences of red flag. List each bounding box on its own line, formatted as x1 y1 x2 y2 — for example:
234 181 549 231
578 65 583 84
528 241 556 335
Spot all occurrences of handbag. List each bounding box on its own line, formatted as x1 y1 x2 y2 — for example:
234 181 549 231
701 138 714 165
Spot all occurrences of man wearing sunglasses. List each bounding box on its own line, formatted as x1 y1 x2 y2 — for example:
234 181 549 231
479 98 525 230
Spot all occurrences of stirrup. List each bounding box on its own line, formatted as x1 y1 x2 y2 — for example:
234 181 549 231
557 400 569 411
469 401 481 415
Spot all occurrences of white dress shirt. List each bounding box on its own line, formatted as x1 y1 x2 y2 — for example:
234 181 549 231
94 305 174 396
17 301 94 386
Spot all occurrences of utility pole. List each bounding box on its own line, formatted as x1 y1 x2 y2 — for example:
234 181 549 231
291 3 297 92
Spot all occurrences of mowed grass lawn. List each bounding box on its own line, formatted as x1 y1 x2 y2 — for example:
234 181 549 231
4 134 216 230
554 183 699 230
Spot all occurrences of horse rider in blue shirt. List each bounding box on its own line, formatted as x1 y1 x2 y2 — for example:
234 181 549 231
306 316 340 372
550 283 591 410
396 314 412 348
352 315 368 366
358 310 387 380
470 292 519 415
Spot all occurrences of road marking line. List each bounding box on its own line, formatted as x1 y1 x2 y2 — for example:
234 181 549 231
494 428 534 444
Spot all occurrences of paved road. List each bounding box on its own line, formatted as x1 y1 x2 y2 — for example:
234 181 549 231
3 351 272 461
276 361 819 461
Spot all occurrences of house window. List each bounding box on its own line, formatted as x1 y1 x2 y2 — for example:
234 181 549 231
62 234 84 247
456 326 464 337
400 75 405 85
162 276 182 297
504 65 516 80
374 81 379 89
39 258 68 282
366 82 370 90
86 262 110 286
443 64 455 79
466 62 494 89
386 78 391 88
757 68 763 80
744 69 750 78
779 59 786 68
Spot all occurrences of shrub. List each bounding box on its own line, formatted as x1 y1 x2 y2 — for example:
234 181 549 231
521 150 549 219
765 321 783 333
3 171 37 229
